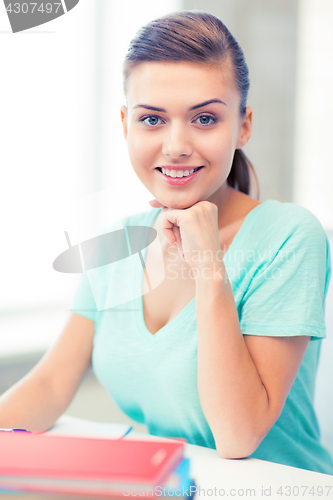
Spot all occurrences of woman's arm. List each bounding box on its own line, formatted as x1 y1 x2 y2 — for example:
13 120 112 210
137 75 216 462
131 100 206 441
0 313 94 432
196 268 310 459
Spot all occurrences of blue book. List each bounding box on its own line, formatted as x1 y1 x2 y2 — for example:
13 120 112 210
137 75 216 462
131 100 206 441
162 457 196 498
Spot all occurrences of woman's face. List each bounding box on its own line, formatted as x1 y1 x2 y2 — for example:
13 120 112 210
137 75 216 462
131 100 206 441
120 61 252 210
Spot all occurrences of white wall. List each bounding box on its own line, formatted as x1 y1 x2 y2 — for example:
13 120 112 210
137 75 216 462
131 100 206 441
0 1 97 356
0 0 96 312
293 0 333 230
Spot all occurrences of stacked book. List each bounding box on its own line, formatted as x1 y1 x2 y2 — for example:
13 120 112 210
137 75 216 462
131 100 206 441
0 427 195 498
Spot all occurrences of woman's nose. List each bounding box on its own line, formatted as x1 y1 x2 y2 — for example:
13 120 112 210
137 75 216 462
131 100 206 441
161 123 192 158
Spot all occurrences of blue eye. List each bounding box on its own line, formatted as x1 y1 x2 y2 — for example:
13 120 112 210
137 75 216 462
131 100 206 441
196 115 218 125
139 116 163 126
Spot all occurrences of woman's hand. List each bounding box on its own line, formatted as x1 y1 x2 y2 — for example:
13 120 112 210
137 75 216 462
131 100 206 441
148 199 223 274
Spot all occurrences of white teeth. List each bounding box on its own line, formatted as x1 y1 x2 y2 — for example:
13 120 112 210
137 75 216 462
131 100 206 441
161 168 196 178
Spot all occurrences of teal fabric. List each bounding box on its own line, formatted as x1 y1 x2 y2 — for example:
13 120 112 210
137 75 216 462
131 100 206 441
71 199 333 475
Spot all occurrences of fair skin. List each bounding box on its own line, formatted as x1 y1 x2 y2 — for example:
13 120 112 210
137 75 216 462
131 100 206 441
120 61 310 458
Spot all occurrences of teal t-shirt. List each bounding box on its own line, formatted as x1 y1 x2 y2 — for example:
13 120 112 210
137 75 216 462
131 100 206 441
71 199 333 475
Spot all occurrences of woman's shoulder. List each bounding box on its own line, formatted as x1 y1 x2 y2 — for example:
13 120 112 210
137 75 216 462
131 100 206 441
249 198 327 240
231 198 330 300
228 190 327 251
240 199 330 276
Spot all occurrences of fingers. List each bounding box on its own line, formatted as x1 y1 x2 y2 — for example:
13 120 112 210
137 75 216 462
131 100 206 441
161 211 178 246
160 211 184 256
163 225 183 257
163 225 176 245
155 206 187 257
173 226 183 257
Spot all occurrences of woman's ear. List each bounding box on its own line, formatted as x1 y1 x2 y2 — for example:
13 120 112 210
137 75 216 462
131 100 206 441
236 106 252 149
120 105 128 140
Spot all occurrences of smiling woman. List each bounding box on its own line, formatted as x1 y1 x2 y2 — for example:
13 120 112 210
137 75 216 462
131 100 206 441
71 11 331 474
1 10 332 477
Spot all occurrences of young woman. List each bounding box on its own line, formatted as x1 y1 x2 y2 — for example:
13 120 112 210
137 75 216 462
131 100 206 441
0 10 332 476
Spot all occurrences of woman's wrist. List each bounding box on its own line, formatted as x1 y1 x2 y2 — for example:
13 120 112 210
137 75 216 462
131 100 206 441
194 257 229 290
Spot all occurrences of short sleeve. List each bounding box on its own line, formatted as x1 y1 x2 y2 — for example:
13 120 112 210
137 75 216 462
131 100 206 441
239 208 331 341
70 271 97 322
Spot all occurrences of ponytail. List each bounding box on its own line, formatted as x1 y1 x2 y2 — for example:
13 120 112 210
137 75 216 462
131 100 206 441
227 149 260 200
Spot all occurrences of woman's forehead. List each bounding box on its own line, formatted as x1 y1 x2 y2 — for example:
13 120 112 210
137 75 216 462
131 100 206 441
126 61 237 106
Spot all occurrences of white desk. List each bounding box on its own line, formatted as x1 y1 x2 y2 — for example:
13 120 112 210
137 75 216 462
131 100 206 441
125 431 333 500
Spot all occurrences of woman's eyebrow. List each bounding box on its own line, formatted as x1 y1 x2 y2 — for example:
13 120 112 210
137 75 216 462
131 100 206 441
132 99 227 112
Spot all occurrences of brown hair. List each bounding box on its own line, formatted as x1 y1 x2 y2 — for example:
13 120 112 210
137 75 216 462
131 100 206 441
122 10 260 199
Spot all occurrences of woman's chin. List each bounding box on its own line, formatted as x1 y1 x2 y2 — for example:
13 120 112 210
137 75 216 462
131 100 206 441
166 203 193 211
163 198 199 210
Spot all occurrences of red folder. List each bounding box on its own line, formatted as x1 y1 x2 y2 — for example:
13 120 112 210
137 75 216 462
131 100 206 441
0 432 184 497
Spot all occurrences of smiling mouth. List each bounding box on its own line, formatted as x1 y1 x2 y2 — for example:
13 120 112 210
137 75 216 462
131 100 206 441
155 166 204 177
